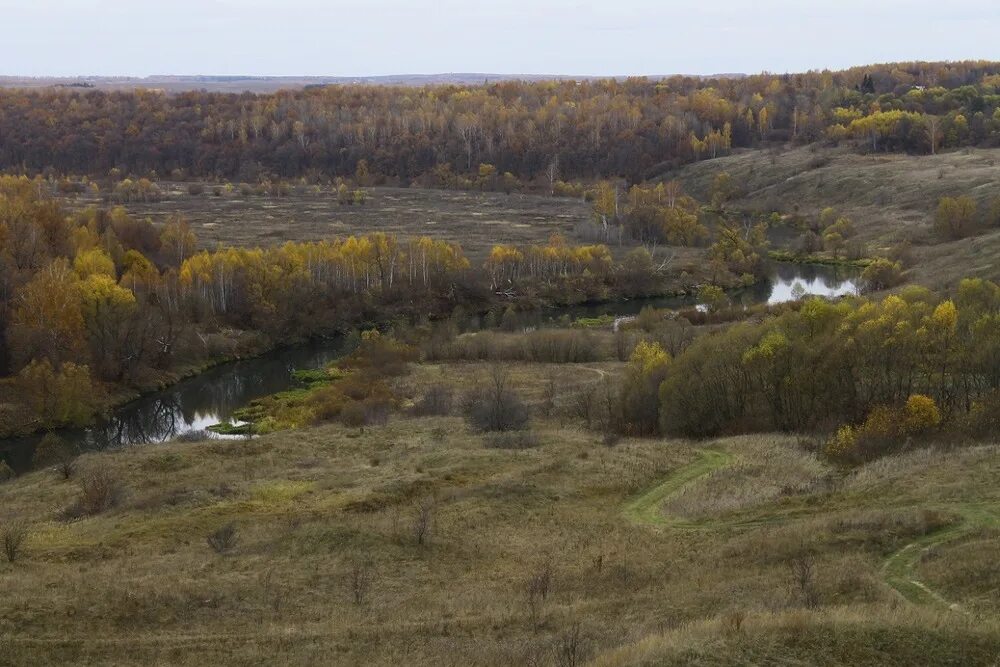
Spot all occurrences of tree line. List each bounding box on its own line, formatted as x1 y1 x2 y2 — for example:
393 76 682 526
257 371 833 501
590 280 1000 461
2 61 1000 186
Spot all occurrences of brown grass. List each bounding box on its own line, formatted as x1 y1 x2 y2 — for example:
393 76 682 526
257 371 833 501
71 185 593 263
673 145 1000 290
660 435 830 520
0 360 997 664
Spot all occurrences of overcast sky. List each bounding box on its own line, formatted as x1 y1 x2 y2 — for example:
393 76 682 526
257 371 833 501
2 0 998 77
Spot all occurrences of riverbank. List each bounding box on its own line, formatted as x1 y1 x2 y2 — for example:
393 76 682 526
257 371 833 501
0 330 283 440
769 249 873 268
0 264 860 460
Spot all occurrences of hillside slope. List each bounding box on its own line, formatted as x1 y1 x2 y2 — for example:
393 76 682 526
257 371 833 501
671 145 1000 288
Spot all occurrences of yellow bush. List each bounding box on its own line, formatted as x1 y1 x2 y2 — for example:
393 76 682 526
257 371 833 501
829 394 941 464
824 425 857 461
628 340 671 377
859 405 896 441
904 394 941 432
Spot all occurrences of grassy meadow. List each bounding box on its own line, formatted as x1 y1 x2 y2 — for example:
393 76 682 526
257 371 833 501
73 185 594 263
673 145 1000 290
1 358 997 665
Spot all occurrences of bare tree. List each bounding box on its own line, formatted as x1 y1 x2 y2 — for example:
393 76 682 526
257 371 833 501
541 370 558 418
525 560 554 627
412 498 434 546
1 520 29 563
925 115 941 155
790 552 819 608
546 156 560 195
555 622 587 667
462 364 529 432
349 558 375 605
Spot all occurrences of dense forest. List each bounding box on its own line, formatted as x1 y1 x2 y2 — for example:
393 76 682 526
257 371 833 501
2 61 1000 185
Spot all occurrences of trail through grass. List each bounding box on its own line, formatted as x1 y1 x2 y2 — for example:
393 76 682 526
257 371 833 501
882 504 1000 612
623 448 732 527
625 446 999 614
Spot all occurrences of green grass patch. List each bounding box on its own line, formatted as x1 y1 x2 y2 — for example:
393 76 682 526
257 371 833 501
623 448 733 527
572 314 617 328
769 249 872 267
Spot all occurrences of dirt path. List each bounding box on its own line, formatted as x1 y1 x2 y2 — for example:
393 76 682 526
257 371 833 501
624 446 996 614
578 366 610 381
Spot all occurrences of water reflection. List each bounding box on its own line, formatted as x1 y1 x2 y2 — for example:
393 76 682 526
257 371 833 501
558 262 861 321
0 337 347 471
765 263 858 304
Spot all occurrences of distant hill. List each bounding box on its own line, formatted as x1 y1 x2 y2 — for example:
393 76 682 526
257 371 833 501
0 72 743 93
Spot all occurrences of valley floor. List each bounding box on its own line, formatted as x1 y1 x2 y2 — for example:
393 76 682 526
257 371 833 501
1 361 998 665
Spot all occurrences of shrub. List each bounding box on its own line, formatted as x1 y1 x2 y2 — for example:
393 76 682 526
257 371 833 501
484 430 539 449
887 240 915 268
555 622 587 667
340 401 369 429
824 425 857 461
348 559 374 605
462 365 529 432
440 329 603 363
412 499 434 546
934 195 978 239
339 330 417 377
361 397 391 426
861 258 903 292
175 430 211 443
411 384 454 416
1 521 28 563
66 468 125 518
309 384 347 421
522 329 600 363
789 551 820 608
960 390 1000 437
187 183 205 196
698 284 728 313
526 561 554 626
207 522 238 554
904 394 941 431
0 461 14 483
827 395 941 463
806 154 831 170
618 341 671 436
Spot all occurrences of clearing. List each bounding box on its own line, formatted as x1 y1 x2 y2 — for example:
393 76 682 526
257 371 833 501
79 185 593 262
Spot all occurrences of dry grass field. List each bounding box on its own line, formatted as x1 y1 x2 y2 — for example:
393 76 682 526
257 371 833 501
1 359 997 665
85 186 594 263
673 145 1000 289
80 145 1000 286
674 145 1000 242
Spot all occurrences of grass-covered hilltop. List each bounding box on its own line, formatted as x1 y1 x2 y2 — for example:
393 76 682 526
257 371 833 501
2 60 1000 665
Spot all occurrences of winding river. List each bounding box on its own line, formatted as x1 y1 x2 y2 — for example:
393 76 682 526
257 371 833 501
0 263 857 470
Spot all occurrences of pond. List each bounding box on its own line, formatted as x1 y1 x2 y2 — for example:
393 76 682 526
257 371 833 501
0 262 859 470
